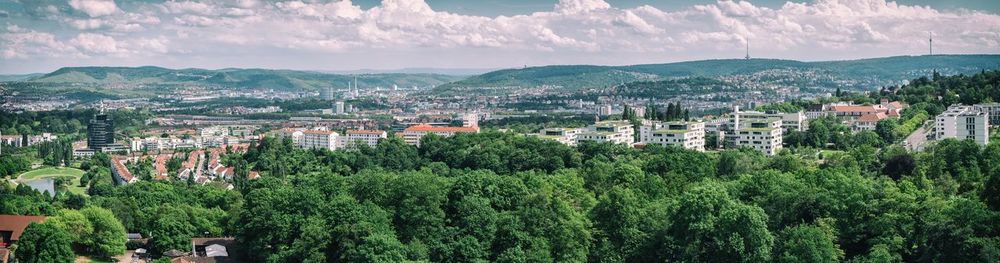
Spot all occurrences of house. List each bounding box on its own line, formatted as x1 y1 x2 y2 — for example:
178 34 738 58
110 157 136 185
0 215 46 247
853 112 888 132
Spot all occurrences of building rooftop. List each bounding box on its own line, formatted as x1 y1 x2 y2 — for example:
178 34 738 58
346 129 386 135
404 124 480 133
0 215 46 244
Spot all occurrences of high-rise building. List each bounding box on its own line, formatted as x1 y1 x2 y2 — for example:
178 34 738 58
462 113 478 127
320 86 335 101
88 113 115 151
335 101 346 114
935 105 989 145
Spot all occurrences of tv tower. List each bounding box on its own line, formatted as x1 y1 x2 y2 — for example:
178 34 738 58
928 32 933 56
745 37 750 60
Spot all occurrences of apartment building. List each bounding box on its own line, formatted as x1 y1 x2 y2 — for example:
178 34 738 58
300 130 339 151
974 103 1000 125
401 124 480 146
535 128 583 146
577 120 634 145
341 129 387 148
646 121 705 151
725 119 783 155
729 107 807 132
935 105 989 146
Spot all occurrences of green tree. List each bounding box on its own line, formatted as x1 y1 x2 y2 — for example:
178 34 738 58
875 119 899 144
14 222 75 263
664 182 774 262
774 224 844 263
47 209 94 251
81 206 127 257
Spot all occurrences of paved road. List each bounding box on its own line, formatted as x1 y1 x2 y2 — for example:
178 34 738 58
903 122 930 151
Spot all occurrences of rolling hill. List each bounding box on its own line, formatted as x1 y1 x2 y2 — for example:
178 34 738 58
435 55 1000 94
23 66 465 91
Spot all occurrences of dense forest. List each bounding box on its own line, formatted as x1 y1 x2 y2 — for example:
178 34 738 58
3 132 998 262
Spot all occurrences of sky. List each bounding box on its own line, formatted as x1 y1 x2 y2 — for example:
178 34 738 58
1 0 999 74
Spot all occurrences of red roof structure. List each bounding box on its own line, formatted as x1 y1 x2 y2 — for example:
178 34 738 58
0 215 46 246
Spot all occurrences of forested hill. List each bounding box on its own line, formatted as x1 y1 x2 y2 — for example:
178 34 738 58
22 66 464 91
435 55 1000 93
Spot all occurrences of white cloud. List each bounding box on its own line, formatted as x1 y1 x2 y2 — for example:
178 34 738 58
2 0 999 71
71 33 119 54
68 0 118 17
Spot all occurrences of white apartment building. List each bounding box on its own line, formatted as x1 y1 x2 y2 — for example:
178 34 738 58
535 128 584 146
300 130 339 151
730 107 807 132
340 129 387 148
401 124 480 146
462 113 479 128
646 121 705 151
577 120 634 145
935 105 989 146
974 103 1000 125
725 119 783 155
278 128 305 145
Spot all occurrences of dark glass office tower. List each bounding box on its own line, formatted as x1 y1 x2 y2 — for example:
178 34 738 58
88 113 115 151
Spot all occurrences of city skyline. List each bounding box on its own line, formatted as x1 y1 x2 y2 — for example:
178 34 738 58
2 0 1000 74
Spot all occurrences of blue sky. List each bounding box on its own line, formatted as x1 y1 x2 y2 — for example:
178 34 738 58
1 0 999 74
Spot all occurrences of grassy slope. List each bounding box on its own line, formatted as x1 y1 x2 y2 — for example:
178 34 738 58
17 167 87 195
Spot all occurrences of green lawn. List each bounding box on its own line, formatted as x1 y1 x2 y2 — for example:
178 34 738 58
16 167 88 196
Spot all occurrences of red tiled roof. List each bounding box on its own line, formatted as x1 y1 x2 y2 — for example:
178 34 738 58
857 112 888 122
111 157 134 182
0 215 46 242
831 105 880 113
248 171 259 180
404 124 479 133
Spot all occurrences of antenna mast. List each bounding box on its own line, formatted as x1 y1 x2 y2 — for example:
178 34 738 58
745 36 750 60
929 31 933 56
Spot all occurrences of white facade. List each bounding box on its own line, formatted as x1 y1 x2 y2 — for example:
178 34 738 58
462 113 479 128
974 103 1000 126
300 130 339 150
645 121 705 151
535 128 583 146
335 101 346 115
725 119 783 155
278 129 304 145
730 107 807 132
935 105 989 146
577 121 634 145
340 130 387 148
401 124 480 146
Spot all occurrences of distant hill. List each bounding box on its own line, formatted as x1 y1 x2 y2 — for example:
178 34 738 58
0 73 44 82
436 55 1000 94
24 66 465 91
